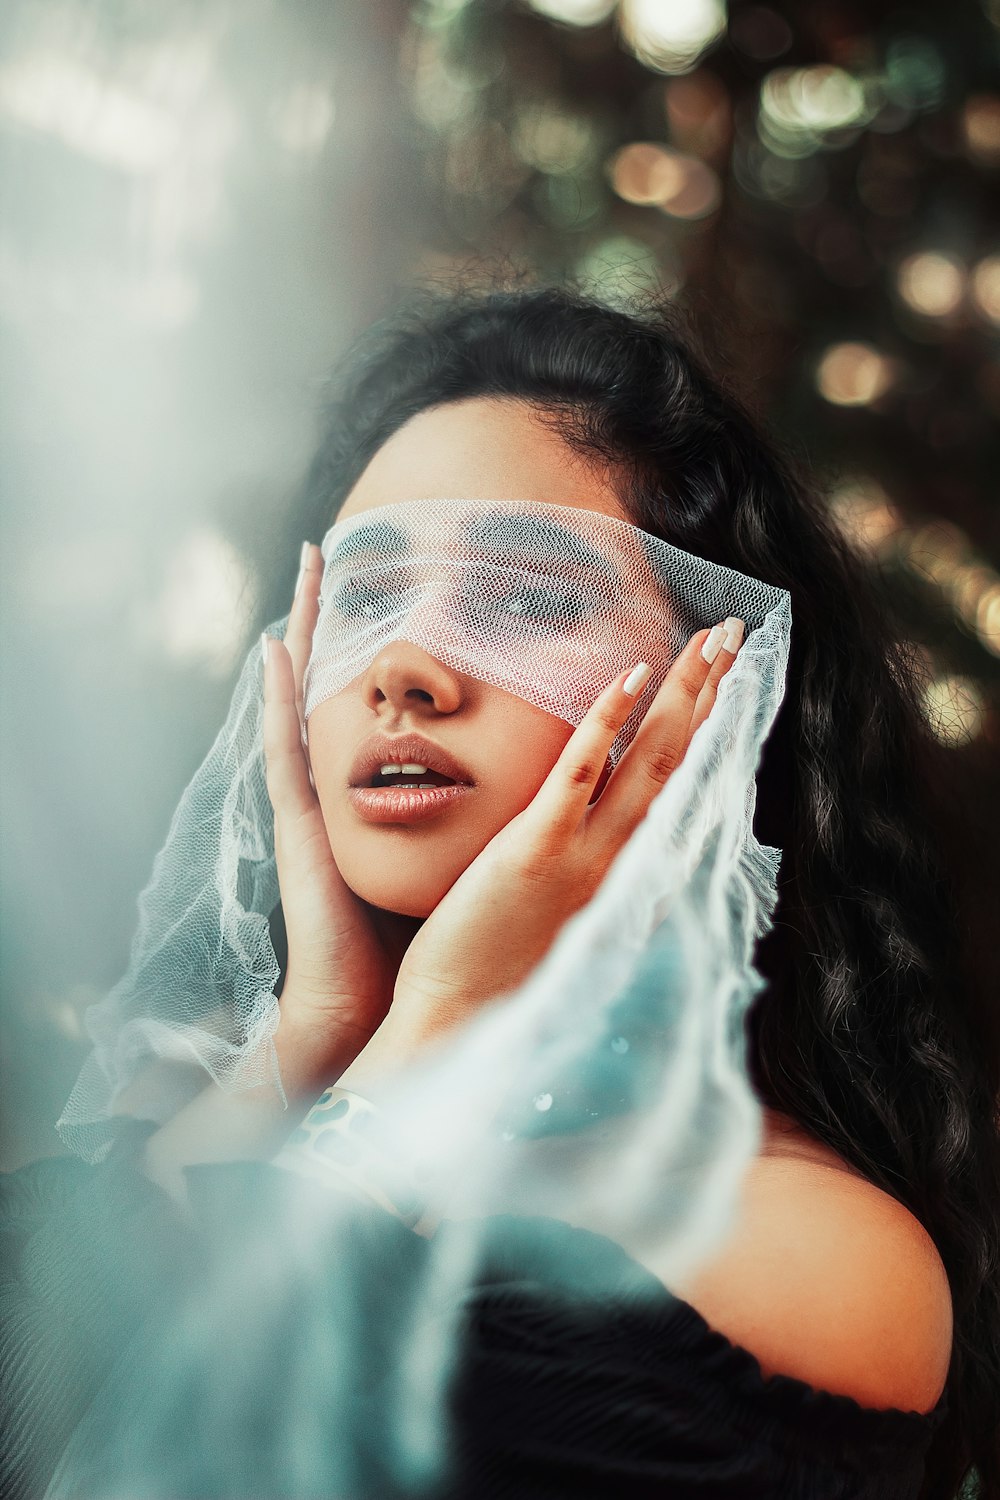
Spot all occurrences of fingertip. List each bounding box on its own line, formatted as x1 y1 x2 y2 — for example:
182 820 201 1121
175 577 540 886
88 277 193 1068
700 624 726 665
293 541 311 601
622 661 651 698
722 617 745 654
295 546 324 614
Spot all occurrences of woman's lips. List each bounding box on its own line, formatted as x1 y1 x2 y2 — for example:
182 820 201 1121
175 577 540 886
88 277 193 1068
347 783 473 825
347 734 475 789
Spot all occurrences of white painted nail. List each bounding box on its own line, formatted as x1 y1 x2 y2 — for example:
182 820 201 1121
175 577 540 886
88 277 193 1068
722 616 745 652
701 624 726 664
294 541 310 599
261 631 270 668
622 661 651 697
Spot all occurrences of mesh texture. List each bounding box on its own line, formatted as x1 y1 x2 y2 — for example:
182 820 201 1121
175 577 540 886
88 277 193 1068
305 497 784 767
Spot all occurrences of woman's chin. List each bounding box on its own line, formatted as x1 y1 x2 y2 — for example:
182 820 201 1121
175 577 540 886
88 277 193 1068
342 868 444 920
373 892 436 920
325 817 466 918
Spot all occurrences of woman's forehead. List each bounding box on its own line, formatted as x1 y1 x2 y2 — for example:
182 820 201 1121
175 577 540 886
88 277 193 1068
337 396 630 526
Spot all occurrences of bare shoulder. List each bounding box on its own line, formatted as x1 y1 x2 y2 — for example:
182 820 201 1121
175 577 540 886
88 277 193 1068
668 1132 954 1415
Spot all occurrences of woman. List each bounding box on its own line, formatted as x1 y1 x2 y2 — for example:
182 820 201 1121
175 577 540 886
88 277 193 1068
3 282 998 1500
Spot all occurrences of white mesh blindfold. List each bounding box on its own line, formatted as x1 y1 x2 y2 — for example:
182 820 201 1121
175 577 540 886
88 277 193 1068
304 497 784 765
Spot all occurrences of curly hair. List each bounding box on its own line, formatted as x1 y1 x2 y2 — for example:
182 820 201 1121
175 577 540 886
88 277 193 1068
286 276 1000 1500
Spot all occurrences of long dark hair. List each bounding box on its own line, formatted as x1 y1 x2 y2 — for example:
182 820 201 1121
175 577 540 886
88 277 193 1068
287 277 1000 1500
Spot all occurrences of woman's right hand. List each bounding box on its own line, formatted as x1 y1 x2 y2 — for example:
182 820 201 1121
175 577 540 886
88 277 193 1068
261 543 416 1097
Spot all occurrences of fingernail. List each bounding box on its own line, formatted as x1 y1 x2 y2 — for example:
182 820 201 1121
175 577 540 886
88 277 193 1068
722 616 745 652
622 661 651 697
701 624 726 664
261 631 270 669
294 541 311 599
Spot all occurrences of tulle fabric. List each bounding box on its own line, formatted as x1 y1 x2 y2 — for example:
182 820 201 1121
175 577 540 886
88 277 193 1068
53 500 796 1492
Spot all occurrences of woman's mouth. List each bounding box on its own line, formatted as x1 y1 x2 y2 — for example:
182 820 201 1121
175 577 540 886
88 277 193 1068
347 781 473 825
367 768 457 789
346 740 476 823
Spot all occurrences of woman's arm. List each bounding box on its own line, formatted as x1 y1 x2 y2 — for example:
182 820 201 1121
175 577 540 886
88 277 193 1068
140 994 366 1204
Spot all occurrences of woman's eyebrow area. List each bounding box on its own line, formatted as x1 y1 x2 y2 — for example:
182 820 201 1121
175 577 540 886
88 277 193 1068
326 508 620 585
464 509 620 585
326 519 409 566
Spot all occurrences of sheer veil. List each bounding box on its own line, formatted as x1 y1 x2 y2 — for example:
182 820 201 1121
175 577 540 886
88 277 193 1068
55 494 792 1495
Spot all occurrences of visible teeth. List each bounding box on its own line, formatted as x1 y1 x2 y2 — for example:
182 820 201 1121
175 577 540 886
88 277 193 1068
379 762 428 775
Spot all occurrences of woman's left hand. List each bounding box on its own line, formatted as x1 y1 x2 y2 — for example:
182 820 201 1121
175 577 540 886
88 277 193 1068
342 618 745 1080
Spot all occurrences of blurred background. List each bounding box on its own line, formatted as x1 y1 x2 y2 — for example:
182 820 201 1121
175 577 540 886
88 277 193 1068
2 0 998 1168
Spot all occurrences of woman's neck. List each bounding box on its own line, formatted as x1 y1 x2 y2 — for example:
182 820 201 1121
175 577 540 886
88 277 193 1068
759 1106 863 1178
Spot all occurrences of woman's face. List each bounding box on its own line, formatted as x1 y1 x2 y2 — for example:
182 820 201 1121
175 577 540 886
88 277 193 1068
306 395 632 919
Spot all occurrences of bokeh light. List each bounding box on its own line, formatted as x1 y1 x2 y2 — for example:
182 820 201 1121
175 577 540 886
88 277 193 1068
897 252 966 317
920 673 986 745
533 170 606 229
970 254 1000 325
527 0 617 24
828 477 903 555
618 0 727 76
759 65 870 157
0 51 180 172
138 529 257 677
882 35 945 112
609 141 721 217
978 585 1000 656
900 522 1000 658
408 28 479 133
828 493 1000 660
816 342 896 406
512 104 597 175
961 94 1000 164
575 232 674 305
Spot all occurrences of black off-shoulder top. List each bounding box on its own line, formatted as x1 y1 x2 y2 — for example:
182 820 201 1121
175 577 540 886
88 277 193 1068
0 1140 948 1500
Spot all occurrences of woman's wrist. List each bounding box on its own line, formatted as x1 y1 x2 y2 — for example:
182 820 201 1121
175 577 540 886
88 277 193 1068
274 1085 428 1228
273 989 374 1102
140 993 370 1206
331 1005 430 1102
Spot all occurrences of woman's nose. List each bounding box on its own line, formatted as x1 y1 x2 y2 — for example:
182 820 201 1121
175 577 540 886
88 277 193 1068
359 636 465 716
